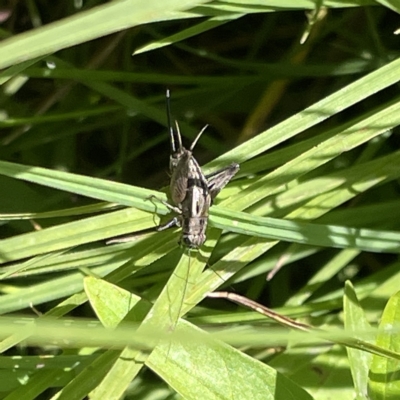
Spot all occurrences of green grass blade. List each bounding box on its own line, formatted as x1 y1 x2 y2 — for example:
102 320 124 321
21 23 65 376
0 0 211 70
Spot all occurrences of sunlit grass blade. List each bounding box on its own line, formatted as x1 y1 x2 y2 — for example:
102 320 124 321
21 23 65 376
206 56 400 170
0 208 154 263
0 0 211 70
134 13 243 55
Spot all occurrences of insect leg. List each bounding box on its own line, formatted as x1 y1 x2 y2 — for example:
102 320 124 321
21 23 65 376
147 195 182 232
156 217 181 232
147 195 182 214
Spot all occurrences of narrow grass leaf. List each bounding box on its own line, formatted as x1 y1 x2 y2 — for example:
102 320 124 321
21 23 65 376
207 56 400 170
0 0 211 70
134 14 243 55
0 208 154 263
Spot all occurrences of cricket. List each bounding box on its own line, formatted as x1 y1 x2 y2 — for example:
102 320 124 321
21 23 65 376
152 90 239 248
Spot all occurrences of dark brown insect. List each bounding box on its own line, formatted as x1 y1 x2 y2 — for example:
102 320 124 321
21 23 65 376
154 90 239 248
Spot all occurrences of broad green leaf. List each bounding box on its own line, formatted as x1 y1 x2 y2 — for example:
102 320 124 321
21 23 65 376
73 275 315 400
290 345 354 399
369 291 400 399
89 240 214 399
344 281 373 400
84 277 141 328
147 320 314 400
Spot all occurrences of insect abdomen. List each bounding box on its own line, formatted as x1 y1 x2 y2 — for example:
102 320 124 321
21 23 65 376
180 217 208 248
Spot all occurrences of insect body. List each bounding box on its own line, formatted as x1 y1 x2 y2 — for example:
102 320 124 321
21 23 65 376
154 90 239 248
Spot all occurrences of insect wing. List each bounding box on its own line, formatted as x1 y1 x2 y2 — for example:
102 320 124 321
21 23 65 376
206 162 240 201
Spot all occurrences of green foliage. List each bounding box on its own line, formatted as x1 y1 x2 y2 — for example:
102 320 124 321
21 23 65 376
0 0 400 399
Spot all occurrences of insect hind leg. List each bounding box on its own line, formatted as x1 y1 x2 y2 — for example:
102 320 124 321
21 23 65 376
156 217 181 232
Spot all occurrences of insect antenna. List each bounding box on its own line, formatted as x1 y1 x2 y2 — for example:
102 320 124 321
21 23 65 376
195 247 235 293
166 89 207 154
164 248 192 362
173 120 183 152
166 89 181 154
190 124 208 152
